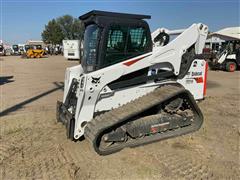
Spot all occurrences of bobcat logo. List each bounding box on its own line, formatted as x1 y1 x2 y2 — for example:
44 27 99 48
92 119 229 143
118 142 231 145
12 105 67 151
91 76 101 84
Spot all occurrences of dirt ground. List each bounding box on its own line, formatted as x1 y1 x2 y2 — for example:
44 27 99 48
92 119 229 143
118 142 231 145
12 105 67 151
0 55 239 180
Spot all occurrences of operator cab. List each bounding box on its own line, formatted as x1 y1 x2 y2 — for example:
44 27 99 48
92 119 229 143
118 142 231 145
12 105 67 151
35 45 42 50
19 45 24 54
0 45 3 51
79 10 153 73
0 45 5 55
12 45 19 51
24 45 30 52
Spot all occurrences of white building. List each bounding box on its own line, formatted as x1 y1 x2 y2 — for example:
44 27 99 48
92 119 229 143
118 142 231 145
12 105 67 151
26 40 45 48
205 27 240 51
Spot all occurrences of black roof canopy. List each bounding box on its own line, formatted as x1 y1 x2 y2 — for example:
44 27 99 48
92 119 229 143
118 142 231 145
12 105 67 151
79 10 151 21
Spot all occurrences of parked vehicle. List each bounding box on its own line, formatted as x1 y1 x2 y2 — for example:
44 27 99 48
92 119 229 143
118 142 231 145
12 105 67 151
63 40 80 60
57 10 208 155
0 44 6 56
206 27 240 72
22 45 46 58
11 44 20 55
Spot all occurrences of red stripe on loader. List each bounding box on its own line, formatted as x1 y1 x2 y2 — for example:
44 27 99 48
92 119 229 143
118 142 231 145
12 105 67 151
123 54 151 66
203 61 208 96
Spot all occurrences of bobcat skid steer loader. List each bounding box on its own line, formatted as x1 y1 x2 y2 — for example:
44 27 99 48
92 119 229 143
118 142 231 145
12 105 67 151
57 10 208 155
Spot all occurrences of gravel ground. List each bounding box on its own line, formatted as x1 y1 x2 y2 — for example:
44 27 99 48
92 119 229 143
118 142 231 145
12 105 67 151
0 55 239 179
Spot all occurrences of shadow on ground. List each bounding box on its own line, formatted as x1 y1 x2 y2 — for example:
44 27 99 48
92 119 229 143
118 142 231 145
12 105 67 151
207 80 221 89
0 82 64 117
0 76 14 85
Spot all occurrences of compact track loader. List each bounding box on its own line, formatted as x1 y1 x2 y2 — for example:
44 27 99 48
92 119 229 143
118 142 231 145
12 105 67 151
208 42 240 72
57 10 208 155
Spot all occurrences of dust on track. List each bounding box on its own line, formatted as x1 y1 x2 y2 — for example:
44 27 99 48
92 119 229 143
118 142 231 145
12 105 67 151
0 56 239 179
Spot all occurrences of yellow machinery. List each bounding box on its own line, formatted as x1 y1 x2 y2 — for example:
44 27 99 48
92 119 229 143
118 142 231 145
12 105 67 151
23 45 45 58
26 49 45 58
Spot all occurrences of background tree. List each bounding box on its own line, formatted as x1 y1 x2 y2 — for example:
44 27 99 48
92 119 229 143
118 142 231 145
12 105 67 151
41 15 84 45
41 19 64 45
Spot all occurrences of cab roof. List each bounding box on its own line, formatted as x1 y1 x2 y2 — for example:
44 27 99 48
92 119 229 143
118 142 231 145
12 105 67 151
79 10 151 21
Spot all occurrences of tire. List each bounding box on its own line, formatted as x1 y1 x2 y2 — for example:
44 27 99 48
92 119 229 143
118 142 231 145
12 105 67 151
226 61 237 72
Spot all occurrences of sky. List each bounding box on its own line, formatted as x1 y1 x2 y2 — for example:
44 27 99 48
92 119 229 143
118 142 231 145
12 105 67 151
0 0 239 44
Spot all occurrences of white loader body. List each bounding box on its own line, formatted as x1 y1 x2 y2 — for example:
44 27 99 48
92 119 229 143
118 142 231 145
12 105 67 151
62 23 208 139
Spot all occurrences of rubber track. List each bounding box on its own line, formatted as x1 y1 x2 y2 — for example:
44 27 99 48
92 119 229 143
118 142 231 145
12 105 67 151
84 85 203 155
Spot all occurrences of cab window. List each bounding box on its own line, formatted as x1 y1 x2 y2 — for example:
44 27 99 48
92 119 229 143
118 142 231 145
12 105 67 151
127 27 147 53
104 25 150 67
105 26 128 66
